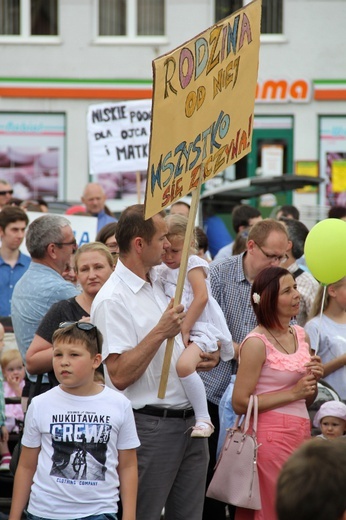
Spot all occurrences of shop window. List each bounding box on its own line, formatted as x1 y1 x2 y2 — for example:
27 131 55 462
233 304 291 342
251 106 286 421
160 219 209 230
0 112 66 200
98 0 164 37
0 0 58 36
215 0 283 34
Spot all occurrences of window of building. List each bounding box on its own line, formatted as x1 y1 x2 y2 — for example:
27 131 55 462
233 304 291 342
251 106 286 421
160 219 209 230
215 0 283 35
0 0 58 37
31 0 58 35
98 0 165 38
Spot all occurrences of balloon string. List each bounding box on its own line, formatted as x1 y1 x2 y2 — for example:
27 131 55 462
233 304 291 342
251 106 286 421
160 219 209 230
315 285 327 355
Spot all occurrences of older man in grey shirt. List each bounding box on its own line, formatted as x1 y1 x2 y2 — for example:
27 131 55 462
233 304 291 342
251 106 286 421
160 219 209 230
12 215 78 401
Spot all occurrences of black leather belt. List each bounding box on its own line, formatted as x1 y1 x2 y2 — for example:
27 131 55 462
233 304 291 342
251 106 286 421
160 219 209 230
134 405 194 418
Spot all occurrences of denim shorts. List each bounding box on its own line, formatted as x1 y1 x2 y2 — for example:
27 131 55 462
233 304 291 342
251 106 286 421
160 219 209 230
26 512 117 520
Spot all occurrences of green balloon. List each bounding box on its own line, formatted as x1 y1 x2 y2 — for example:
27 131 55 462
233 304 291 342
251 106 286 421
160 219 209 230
304 218 346 285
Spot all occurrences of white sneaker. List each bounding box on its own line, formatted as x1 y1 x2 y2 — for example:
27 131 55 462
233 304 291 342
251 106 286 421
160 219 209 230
0 454 11 471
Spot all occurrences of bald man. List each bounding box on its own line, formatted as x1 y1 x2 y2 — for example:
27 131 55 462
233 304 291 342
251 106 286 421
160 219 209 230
81 182 116 232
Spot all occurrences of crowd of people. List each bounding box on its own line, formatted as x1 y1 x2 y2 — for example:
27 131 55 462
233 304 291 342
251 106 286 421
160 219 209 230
1 182 346 520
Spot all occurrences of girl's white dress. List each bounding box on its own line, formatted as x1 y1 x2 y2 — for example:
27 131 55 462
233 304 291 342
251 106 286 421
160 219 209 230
157 255 233 361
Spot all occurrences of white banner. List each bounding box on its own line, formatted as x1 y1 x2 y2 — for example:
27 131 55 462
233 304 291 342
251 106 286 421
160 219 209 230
87 99 152 174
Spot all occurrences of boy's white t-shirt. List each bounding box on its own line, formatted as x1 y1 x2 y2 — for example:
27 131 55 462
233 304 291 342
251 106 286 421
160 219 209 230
22 385 140 519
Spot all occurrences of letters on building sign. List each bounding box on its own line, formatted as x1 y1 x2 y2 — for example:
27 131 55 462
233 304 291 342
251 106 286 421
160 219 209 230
256 79 311 103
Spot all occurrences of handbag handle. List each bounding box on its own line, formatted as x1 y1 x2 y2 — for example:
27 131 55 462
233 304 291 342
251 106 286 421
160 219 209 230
231 394 258 434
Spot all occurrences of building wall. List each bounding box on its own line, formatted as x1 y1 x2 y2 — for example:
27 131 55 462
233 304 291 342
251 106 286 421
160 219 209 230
0 0 344 208
257 0 346 158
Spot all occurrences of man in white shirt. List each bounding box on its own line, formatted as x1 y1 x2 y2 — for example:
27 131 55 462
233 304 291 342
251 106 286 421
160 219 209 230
92 204 217 520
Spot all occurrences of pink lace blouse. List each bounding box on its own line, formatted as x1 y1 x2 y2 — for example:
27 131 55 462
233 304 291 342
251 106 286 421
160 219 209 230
239 325 311 419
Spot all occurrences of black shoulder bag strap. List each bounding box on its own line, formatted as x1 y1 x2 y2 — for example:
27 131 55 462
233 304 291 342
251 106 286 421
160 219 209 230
293 268 304 279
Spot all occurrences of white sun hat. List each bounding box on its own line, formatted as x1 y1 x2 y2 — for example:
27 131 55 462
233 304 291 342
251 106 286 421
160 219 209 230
313 401 346 428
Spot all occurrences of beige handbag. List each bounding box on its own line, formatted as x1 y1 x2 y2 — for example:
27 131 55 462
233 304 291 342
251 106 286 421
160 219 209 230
206 395 262 510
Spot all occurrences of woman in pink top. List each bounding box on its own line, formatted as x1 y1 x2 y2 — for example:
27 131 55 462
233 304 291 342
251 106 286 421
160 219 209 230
232 266 323 520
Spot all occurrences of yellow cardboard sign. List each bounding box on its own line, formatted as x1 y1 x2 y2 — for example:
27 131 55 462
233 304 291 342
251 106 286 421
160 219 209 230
144 0 261 219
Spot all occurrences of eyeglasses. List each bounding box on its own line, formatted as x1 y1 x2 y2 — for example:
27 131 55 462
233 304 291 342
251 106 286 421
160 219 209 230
254 241 288 264
105 242 119 255
0 190 13 196
53 239 77 249
58 321 101 353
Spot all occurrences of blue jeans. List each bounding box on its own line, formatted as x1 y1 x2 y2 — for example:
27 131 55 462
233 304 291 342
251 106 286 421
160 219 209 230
217 375 237 459
26 512 117 520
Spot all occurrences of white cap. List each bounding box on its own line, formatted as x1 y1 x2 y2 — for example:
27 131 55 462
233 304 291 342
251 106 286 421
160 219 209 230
313 401 346 428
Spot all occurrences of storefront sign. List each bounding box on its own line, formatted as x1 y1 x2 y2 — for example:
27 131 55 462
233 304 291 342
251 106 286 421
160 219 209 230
256 79 310 103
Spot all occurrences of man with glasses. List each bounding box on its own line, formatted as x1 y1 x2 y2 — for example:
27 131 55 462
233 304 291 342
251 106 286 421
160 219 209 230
11 215 79 404
201 218 289 520
0 179 13 211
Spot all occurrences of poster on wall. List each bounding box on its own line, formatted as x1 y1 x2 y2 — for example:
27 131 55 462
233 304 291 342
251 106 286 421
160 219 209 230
319 116 346 207
261 145 284 177
0 112 66 201
87 99 151 201
295 160 319 193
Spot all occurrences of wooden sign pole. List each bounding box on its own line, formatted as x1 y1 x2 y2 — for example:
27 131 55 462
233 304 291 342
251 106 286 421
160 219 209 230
157 170 203 399
136 171 141 203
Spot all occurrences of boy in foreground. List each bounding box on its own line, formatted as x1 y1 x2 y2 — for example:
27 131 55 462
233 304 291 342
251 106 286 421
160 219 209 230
9 322 139 520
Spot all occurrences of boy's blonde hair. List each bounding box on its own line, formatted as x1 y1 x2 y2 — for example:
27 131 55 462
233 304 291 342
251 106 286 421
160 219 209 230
165 214 197 253
0 349 23 371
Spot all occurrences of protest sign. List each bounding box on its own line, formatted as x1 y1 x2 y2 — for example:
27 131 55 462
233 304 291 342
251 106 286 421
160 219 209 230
87 99 152 174
149 0 261 397
144 0 261 219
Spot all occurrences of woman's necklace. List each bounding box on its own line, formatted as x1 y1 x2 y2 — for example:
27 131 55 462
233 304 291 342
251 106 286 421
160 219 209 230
264 326 296 355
